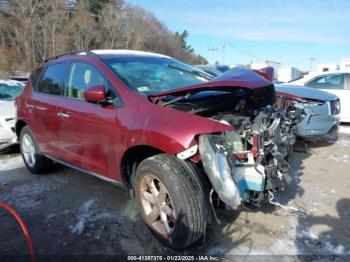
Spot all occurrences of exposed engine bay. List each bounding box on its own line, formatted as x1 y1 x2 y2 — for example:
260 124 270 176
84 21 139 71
198 105 298 209
157 85 302 209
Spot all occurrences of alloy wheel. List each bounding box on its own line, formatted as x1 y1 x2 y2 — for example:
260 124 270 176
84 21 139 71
139 173 177 237
21 133 36 168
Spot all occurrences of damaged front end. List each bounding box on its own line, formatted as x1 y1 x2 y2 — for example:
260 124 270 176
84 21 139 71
153 67 301 209
198 106 297 209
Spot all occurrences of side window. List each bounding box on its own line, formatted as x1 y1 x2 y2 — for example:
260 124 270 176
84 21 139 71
66 62 109 100
307 74 345 90
37 63 67 95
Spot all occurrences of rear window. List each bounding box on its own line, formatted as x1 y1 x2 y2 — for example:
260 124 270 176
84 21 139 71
37 63 68 95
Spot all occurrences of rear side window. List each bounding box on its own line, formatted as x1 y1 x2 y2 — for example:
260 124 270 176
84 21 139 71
37 63 68 95
307 74 345 90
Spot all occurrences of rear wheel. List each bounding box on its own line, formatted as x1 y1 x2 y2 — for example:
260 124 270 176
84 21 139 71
135 154 206 249
20 126 52 174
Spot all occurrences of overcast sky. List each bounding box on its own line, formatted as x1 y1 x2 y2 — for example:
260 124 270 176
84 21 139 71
127 0 350 70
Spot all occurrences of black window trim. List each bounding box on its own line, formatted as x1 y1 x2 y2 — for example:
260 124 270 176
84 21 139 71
30 66 46 91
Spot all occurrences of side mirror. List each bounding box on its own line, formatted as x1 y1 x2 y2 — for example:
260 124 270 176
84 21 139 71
84 85 107 103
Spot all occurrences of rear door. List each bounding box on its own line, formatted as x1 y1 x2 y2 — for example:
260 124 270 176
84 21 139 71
29 62 69 158
306 73 348 121
57 61 118 179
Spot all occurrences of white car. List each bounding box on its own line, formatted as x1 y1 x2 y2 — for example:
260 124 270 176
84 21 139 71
288 71 350 123
0 79 25 150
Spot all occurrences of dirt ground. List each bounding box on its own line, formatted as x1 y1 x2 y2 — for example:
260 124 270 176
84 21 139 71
1 125 350 260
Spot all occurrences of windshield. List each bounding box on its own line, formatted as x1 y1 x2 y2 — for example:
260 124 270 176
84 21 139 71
103 57 210 94
0 81 25 101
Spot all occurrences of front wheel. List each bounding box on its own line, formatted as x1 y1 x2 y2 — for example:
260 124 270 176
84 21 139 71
135 154 206 249
20 126 52 174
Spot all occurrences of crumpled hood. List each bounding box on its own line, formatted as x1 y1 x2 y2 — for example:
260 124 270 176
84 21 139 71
0 100 15 119
152 67 272 98
275 85 338 102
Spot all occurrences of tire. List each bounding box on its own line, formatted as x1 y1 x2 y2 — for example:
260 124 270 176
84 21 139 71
135 154 206 249
19 126 52 174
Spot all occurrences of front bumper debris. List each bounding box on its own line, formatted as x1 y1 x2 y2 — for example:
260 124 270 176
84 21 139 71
198 134 241 209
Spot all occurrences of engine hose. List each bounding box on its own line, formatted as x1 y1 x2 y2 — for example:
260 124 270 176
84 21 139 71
0 202 35 262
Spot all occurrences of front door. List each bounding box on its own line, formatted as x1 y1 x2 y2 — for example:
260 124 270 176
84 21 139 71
57 62 118 180
306 73 349 121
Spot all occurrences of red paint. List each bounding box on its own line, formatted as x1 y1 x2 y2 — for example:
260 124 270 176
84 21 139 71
252 67 274 81
153 66 273 98
84 85 106 102
15 54 275 182
276 91 307 103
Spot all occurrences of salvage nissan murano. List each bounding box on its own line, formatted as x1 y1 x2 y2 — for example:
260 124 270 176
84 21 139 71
15 50 299 249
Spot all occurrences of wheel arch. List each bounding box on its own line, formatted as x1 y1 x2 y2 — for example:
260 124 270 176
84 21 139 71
15 120 27 138
120 145 164 188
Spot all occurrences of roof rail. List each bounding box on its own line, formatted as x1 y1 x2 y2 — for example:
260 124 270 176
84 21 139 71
43 50 100 63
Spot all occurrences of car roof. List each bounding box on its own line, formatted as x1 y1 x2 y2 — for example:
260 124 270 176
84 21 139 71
90 49 172 59
42 49 173 65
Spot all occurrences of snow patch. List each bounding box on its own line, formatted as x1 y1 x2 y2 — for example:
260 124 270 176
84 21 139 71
1 180 61 210
0 156 23 171
69 200 125 236
297 229 318 240
324 242 346 255
327 154 348 163
69 199 96 235
339 125 350 135
336 139 350 148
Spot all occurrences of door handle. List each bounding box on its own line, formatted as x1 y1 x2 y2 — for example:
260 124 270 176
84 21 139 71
27 104 47 110
57 111 70 118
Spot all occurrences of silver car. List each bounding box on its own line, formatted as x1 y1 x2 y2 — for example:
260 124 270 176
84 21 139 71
276 85 340 139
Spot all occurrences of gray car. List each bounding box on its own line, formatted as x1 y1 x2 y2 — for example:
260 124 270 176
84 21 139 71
276 85 340 139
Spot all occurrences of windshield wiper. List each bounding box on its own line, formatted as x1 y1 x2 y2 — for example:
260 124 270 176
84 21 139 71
168 64 212 80
159 93 191 106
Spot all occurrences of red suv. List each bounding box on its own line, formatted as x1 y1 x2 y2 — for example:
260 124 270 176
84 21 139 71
15 50 296 249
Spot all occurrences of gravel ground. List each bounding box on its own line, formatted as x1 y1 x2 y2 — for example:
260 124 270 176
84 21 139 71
0 125 350 260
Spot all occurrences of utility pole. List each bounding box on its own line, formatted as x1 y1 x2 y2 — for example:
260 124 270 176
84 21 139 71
309 55 316 72
208 47 219 64
221 41 226 64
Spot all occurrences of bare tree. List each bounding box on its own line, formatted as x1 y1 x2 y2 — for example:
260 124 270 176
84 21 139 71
0 0 207 75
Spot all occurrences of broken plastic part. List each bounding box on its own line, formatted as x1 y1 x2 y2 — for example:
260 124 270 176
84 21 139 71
176 144 198 160
198 134 241 209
